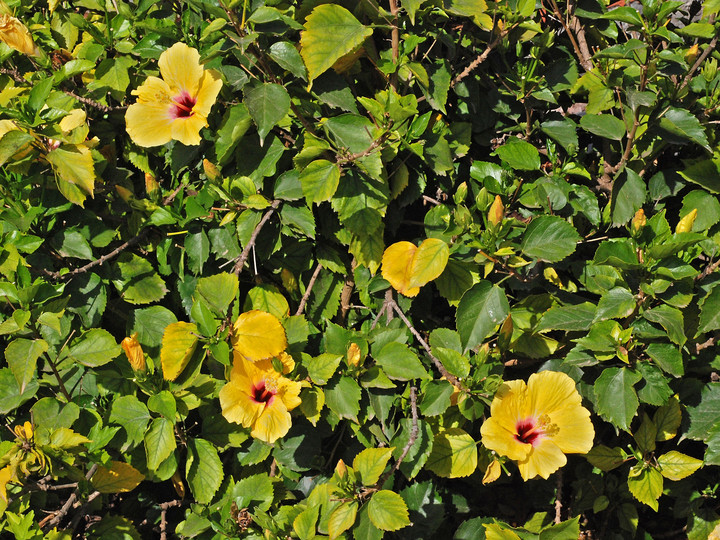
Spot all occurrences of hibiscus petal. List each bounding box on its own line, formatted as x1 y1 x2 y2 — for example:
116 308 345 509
132 76 172 103
193 69 223 119
252 401 291 443
526 371 582 418
219 378 264 428
480 416 531 462
489 379 526 429
170 115 208 146
517 440 566 481
125 102 173 147
158 42 204 96
276 378 302 411
550 404 595 454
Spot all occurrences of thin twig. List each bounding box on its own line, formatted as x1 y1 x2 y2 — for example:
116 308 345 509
696 258 720 281
295 263 322 316
163 183 187 206
376 386 418 488
450 31 504 88
44 353 72 402
69 490 101 531
43 230 149 281
63 90 117 113
231 200 281 275
336 131 391 165
159 500 183 540
389 0 399 90
548 0 593 72
41 464 99 531
389 299 467 391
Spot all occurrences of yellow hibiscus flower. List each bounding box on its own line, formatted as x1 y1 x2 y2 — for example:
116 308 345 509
0 15 37 56
125 42 222 147
480 370 594 481
219 353 302 444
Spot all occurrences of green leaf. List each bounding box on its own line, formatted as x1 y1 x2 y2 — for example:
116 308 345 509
0 367 38 415
444 0 492 28
233 473 274 511
244 82 291 143
300 159 341 203
594 367 641 431
586 445 625 471
328 501 358 538
636 362 673 406
186 438 224 504
109 395 151 450
269 41 308 80
306 353 342 385
537 302 596 331
658 107 710 150
539 517 581 540
646 343 684 377
93 56 134 93
215 103 252 165
593 239 641 269
541 118 578 151
643 304 685 346
580 113 626 140
653 396 681 441
46 144 96 207
144 417 176 471
375 342 430 380
493 138 540 170
130 306 178 355
633 413 656 454
28 77 53 113
678 158 720 193
300 4 373 83
367 490 411 531
520 215 580 262
325 375 361 421
195 273 239 316
419 380 454 416
5 338 47 393
612 169 646 225
699 285 720 334
147 391 176 420
64 328 120 367
627 466 663 511
687 383 720 440
113 253 168 305
425 428 477 478
657 451 703 481
598 6 644 25
0 130 34 167
331 169 388 236
353 447 394 485
456 281 509 353
594 287 635 322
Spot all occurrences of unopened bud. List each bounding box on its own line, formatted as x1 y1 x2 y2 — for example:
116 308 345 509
347 342 362 367
488 195 504 226
335 459 347 479
115 185 133 202
685 43 699 65
144 173 159 199
203 159 221 183
121 333 146 371
676 208 697 234
632 208 646 232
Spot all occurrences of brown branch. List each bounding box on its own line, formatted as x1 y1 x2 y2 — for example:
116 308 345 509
339 274 355 324
159 500 184 540
69 490 101 531
41 464 98 531
163 182 187 206
295 263 323 316
389 299 467 391
42 230 149 282
389 0 399 90
376 386 418 488
62 90 117 113
696 333 718 354
231 200 281 275
0 67 25 84
336 131 391 165
696 257 720 281
548 0 593 72
450 31 503 88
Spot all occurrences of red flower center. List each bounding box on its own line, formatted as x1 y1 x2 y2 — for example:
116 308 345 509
170 91 196 119
251 381 275 405
515 418 542 446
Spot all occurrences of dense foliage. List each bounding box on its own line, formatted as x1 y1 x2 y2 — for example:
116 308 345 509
0 0 719 537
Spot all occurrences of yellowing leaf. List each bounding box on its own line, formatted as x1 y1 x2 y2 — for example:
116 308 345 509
46 143 96 207
92 461 145 493
161 322 199 381
0 465 13 502
482 459 502 484
426 428 478 478
484 523 522 540
657 451 703 481
300 4 373 83
232 310 287 361
381 238 449 297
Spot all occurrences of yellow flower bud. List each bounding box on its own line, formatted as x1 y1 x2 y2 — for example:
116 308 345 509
334 459 347 479
115 185 133 203
203 159 221 183
676 208 697 234
488 195 504 226
121 333 146 371
0 15 37 56
685 43 699 65
144 172 159 199
347 342 362 367
632 208 646 232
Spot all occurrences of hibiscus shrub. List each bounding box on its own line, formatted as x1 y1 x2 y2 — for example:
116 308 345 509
0 0 719 537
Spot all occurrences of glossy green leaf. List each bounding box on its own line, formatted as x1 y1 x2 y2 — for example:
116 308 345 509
5 338 47 393
594 367 641 431
144 417 176 471
186 438 224 504
244 82 291 143
520 216 580 262
456 281 509 353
